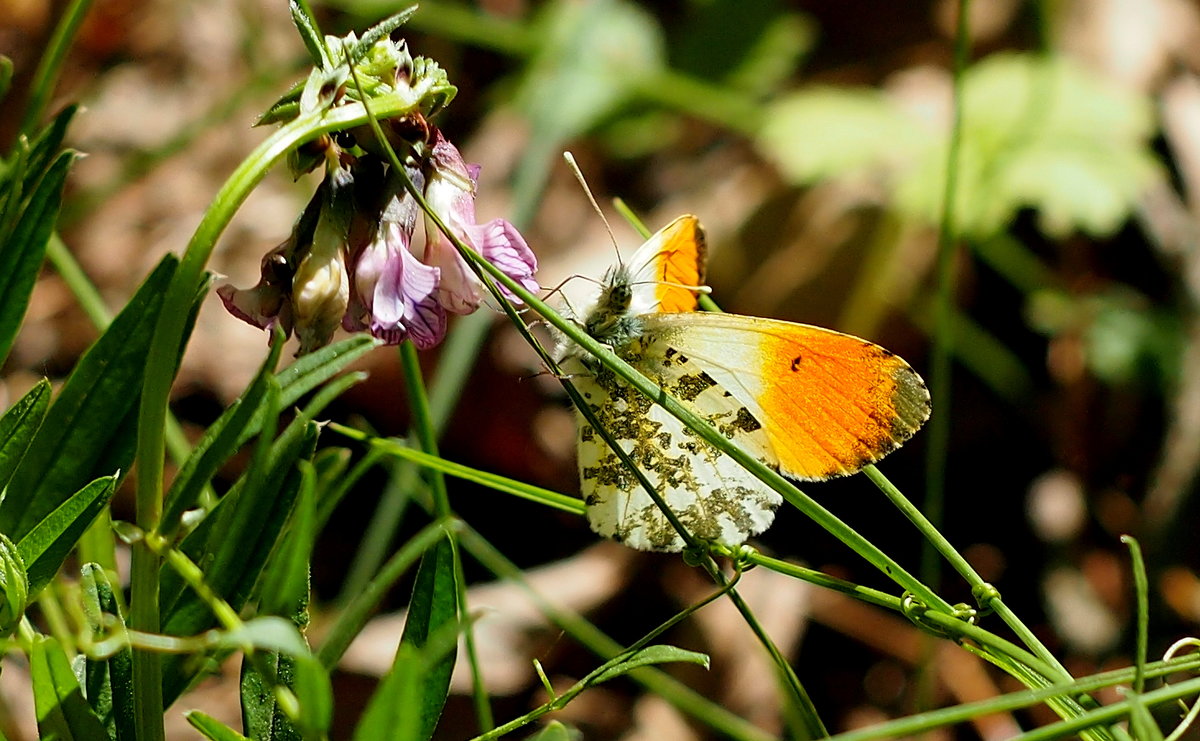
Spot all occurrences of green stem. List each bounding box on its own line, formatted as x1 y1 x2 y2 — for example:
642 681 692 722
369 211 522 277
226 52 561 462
863 465 1080 683
457 525 777 741
45 232 110 326
827 656 1200 741
398 342 493 730
922 0 970 597
1122 536 1149 695
128 91 423 739
16 0 92 142
474 576 742 741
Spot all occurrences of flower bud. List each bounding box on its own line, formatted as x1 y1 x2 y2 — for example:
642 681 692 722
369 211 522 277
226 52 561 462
0 534 29 636
292 168 354 355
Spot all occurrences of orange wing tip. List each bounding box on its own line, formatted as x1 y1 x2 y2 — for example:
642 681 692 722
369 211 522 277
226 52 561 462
765 349 932 482
652 216 707 314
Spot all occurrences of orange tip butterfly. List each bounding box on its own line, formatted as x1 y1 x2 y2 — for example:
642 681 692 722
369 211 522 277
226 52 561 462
555 215 930 552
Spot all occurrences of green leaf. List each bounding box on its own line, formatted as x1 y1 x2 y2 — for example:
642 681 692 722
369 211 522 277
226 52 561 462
254 80 304 127
160 421 318 704
241 651 301 741
398 537 458 741
0 533 28 635
0 378 50 492
223 616 312 656
186 711 250 741
351 7 419 64
235 620 330 741
23 105 77 195
290 654 333 738
259 460 315 620
31 635 109 740
589 645 710 684
232 335 376 452
81 563 134 741
0 149 74 365
289 0 329 69
352 643 422 741
160 354 366 702
16 474 116 594
0 255 184 542
160 336 284 538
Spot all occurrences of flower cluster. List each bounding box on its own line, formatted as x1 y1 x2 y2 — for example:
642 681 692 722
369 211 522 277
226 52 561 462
219 20 538 354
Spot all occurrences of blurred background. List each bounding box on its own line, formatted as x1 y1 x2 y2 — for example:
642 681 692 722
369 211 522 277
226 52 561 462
4 0 1200 738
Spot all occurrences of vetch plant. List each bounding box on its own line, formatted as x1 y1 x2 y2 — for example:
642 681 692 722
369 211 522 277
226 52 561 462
218 19 537 353
3 2 1200 741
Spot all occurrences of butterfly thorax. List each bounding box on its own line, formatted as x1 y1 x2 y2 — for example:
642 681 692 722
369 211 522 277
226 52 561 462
581 264 644 349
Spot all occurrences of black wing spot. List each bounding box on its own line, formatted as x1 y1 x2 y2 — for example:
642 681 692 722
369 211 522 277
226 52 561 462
790 355 802 372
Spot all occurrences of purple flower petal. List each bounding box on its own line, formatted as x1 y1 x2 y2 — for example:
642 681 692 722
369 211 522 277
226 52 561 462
467 218 539 302
355 223 447 347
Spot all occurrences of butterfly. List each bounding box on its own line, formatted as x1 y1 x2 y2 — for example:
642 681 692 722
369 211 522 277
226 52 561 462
555 215 931 552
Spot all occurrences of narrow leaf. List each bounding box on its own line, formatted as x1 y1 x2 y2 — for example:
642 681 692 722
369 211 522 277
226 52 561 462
291 655 333 738
222 616 311 657
290 0 329 69
80 563 134 741
0 149 74 365
161 335 284 538
241 650 301 741
590 645 710 684
16 474 116 594
31 635 109 740
161 423 318 704
258 335 379 442
259 460 316 619
0 255 182 541
350 7 419 64
23 105 77 194
398 538 458 740
0 378 50 491
254 80 304 127
352 643 422 741
186 711 250 741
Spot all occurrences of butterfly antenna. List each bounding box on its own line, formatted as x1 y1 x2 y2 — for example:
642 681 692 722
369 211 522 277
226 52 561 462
563 151 624 267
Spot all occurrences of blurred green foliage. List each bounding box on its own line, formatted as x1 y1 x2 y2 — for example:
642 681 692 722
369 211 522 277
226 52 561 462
761 53 1160 239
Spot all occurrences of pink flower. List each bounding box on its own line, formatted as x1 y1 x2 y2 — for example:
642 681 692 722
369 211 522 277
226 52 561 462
344 172 447 349
219 131 537 354
419 130 539 314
